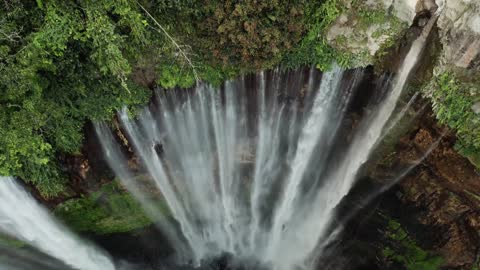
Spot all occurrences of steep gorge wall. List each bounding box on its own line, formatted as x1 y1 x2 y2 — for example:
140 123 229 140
324 1 480 269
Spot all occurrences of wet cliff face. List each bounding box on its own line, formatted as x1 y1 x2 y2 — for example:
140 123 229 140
324 3 480 267
393 3 480 266
357 101 479 269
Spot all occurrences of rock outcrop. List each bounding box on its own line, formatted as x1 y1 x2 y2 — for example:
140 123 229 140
436 0 480 70
325 0 441 66
326 0 409 66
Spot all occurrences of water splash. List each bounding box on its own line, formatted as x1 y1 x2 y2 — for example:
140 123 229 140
0 176 115 270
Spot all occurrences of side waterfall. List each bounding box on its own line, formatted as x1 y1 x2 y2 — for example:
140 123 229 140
0 176 115 270
95 17 434 270
267 15 438 269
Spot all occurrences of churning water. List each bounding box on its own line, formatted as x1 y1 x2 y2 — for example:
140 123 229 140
0 16 436 270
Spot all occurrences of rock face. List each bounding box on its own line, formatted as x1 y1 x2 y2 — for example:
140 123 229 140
326 0 408 66
328 0 480 70
373 108 480 268
437 0 480 70
421 0 480 170
325 0 442 66
389 0 421 22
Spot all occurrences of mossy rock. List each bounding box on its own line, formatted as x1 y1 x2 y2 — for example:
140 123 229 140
54 181 167 235
0 234 26 249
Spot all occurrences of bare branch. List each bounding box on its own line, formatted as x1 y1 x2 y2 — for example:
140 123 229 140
136 1 199 83
0 28 21 43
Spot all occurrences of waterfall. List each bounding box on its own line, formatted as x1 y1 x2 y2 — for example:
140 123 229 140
0 176 115 270
95 16 434 270
0 13 435 270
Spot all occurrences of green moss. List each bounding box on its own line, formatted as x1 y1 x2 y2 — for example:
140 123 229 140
54 181 164 234
381 217 444 270
357 8 404 32
0 234 25 248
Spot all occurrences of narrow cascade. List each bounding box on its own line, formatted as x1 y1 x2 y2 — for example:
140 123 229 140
91 17 434 270
0 176 115 270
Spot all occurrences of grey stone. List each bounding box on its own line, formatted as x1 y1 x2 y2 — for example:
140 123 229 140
472 102 480 114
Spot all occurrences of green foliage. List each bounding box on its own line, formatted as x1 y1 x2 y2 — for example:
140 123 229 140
157 63 196 89
197 64 240 87
122 0 352 90
54 181 161 234
0 0 150 196
382 218 444 270
0 0 379 196
281 0 350 70
358 9 392 28
430 72 480 166
196 0 308 69
360 8 406 60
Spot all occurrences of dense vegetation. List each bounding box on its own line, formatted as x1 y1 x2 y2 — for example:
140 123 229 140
381 216 444 270
0 0 153 196
429 71 480 167
0 0 353 197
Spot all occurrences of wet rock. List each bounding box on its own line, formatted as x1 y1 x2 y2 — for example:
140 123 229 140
391 0 418 22
437 0 480 70
325 0 408 66
416 0 438 14
131 64 157 89
473 102 480 114
380 110 480 268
